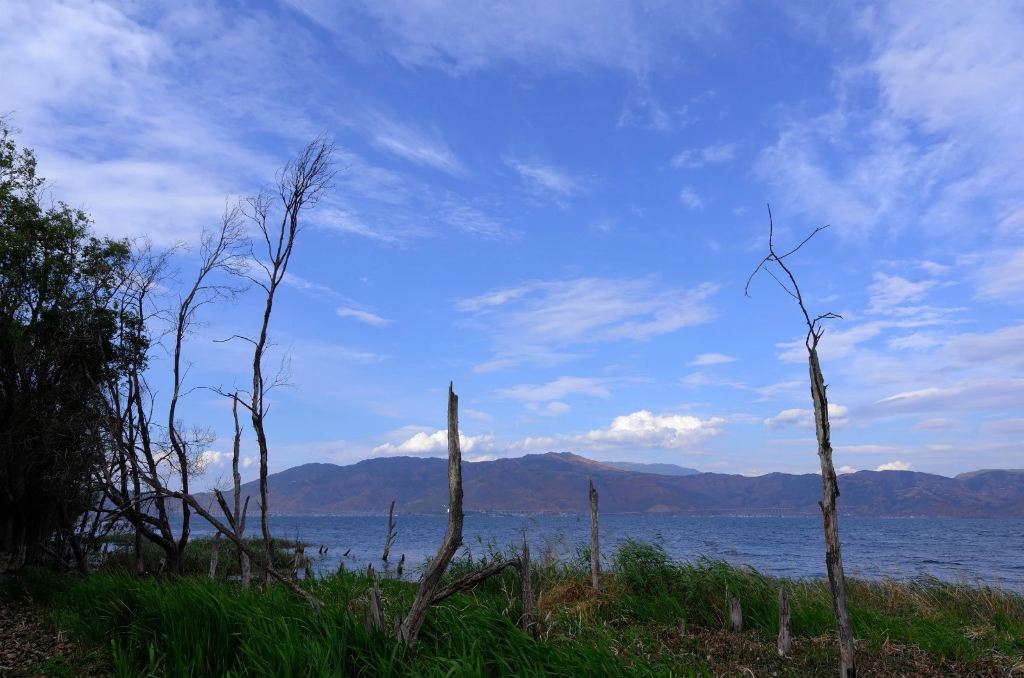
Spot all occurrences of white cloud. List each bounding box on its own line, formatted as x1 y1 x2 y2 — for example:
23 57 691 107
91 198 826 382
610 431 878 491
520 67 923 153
497 376 611 402
875 460 911 472
838 465 858 474
679 186 703 209
576 410 725 450
242 456 256 468
199 450 225 467
336 306 392 327
671 143 735 169
688 352 736 366
764 403 849 429
506 409 725 454
372 429 494 455
458 278 717 371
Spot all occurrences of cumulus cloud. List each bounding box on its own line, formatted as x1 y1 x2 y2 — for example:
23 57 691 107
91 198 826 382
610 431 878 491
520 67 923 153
372 430 494 455
576 410 725 449
875 460 911 472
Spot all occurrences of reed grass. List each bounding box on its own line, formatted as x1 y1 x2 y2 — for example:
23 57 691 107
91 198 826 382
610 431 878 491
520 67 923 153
6 537 1022 676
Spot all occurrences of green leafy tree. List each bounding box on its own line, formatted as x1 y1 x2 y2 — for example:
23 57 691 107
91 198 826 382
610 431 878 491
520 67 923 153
0 120 131 572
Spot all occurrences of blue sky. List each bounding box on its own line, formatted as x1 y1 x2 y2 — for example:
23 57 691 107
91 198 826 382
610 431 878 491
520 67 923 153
3 1 1023 484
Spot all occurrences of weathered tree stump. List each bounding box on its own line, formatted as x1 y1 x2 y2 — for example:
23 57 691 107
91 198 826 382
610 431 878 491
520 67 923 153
777 587 792 656
730 596 743 632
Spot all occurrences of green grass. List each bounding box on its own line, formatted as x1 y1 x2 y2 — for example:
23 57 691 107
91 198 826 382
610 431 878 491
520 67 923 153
6 538 1023 676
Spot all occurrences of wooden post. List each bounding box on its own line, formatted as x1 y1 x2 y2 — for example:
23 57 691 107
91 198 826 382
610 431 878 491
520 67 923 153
777 587 792 656
396 554 405 578
208 532 222 579
589 478 600 591
730 596 742 632
382 500 397 562
520 530 534 637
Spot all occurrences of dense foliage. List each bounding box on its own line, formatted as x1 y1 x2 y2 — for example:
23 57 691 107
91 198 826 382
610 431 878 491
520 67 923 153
0 121 133 571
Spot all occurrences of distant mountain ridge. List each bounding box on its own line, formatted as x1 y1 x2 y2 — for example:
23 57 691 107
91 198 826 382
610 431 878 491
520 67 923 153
199 452 1024 518
604 460 700 476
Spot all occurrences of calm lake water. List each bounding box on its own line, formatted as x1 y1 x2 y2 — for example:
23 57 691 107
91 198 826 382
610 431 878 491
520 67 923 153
186 514 1024 590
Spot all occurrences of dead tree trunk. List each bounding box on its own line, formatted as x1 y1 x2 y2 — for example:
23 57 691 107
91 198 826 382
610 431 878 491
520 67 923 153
382 500 396 563
746 205 856 677
589 478 600 591
730 596 743 632
520 531 535 637
398 383 465 647
811 346 856 676
208 532 222 579
777 587 792 656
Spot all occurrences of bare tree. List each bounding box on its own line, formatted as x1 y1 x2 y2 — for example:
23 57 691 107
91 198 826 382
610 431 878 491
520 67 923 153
238 136 336 585
166 206 248 571
96 208 246 575
746 205 855 678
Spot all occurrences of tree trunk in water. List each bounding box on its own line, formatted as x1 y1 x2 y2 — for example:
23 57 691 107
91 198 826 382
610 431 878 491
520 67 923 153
809 346 856 677
382 500 396 562
589 479 600 591
398 383 464 647
777 587 792 656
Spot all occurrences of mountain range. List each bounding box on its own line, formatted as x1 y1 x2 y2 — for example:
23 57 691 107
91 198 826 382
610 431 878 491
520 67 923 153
201 453 1024 518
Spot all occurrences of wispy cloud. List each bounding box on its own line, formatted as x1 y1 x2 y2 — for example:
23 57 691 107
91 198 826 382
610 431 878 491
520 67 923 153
688 353 736 366
679 186 703 209
458 277 718 371
496 376 612 403
764 404 848 429
506 158 583 199
370 115 462 174
292 0 733 75
671 143 735 169
336 306 392 327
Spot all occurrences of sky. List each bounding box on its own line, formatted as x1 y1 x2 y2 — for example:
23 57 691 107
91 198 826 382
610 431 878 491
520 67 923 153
2 0 1023 484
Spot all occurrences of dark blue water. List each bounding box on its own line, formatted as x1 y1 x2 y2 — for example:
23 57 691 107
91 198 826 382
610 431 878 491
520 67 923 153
186 514 1024 590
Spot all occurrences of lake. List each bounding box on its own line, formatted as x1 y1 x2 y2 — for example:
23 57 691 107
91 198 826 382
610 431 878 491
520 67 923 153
186 514 1024 590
